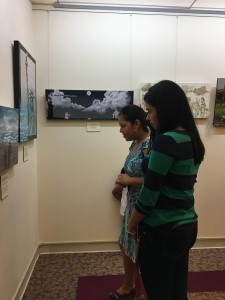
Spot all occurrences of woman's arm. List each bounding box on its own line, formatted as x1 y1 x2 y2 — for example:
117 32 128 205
127 208 145 234
112 184 123 201
127 135 176 235
116 173 143 187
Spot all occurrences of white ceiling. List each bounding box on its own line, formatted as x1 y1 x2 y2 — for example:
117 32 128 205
30 0 225 9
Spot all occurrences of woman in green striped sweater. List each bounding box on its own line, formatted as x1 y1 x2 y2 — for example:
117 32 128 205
127 80 205 300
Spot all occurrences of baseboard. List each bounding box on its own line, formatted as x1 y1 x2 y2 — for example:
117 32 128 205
194 237 225 248
37 237 225 254
14 238 225 300
38 240 120 254
13 249 39 300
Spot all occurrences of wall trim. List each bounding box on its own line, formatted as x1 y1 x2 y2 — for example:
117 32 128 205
13 249 39 300
194 237 225 248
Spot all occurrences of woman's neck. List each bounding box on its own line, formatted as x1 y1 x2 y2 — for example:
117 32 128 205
175 126 185 131
136 130 150 144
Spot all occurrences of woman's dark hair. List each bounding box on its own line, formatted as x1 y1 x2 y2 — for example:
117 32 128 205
145 115 156 146
144 80 205 164
119 104 149 133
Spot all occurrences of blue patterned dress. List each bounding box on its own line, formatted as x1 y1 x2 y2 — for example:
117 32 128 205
118 136 150 263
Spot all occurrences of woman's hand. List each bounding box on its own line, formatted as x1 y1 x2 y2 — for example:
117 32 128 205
116 174 143 187
126 224 138 240
116 173 131 186
112 184 123 201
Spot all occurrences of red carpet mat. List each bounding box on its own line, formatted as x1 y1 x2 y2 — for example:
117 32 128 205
77 271 225 300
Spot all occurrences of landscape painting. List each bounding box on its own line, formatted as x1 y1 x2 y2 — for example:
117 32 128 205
213 78 225 127
0 106 19 174
45 89 133 120
14 41 37 142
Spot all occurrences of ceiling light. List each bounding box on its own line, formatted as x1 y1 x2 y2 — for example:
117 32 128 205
54 1 225 15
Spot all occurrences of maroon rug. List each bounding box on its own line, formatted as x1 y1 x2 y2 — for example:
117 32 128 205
77 271 225 300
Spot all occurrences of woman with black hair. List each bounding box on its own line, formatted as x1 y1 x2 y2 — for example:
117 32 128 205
110 104 151 299
127 80 205 300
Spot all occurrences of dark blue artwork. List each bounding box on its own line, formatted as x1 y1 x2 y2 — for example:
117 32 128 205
45 89 133 120
0 106 19 174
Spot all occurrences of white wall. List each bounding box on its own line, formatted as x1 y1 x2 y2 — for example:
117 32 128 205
0 1 38 300
33 8 225 244
35 11 129 242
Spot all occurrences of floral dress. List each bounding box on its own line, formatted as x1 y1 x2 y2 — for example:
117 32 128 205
118 136 150 263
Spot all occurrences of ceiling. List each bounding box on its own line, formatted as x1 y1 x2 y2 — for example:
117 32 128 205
30 0 225 10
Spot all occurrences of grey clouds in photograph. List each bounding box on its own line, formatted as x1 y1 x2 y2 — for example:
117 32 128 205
45 89 133 120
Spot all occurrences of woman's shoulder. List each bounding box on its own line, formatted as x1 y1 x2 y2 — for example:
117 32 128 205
153 133 177 152
155 131 186 142
163 130 190 143
141 135 150 148
129 140 136 151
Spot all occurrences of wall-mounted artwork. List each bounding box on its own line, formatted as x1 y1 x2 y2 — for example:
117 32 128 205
140 83 152 111
178 83 210 119
13 41 37 142
213 78 225 127
45 89 133 120
0 106 19 174
140 82 210 119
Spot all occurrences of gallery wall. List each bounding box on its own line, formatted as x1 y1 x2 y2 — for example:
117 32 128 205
33 8 225 244
1 3 225 300
0 1 38 300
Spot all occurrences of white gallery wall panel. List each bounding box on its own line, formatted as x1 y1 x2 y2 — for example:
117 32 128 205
34 10 129 242
33 9 225 243
194 128 225 236
48 11 132 90
130 14 177 95
176 16 225 84
176 15 225 237
0 1 38 300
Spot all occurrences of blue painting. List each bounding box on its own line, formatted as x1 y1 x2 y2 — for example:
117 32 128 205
45 89 133 120
14 41 37 142
0 106 19 174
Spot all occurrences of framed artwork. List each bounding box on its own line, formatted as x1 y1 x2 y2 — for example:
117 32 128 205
13 41 37 142
140 83 152 111
140 82 210 118
178 83 210 119
213 78 225 127
45 89 133 120
0 106 19 174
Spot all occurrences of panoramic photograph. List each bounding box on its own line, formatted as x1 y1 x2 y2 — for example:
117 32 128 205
45 89 133 120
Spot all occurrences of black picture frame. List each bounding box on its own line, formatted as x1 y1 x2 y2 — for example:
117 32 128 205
45 89 133 120
0 106 19 174
13 41 37 142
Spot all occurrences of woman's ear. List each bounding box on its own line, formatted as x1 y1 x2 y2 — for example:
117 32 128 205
134 119 141 130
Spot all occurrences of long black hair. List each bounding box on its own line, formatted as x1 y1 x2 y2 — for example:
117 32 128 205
144 80 205 164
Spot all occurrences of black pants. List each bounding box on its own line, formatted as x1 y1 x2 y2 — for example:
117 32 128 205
138 222 198 300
